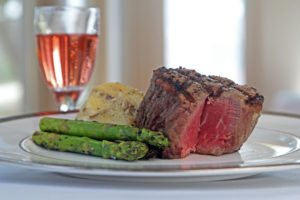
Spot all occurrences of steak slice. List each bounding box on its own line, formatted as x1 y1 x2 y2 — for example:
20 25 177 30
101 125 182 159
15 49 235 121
176 68 264 156
135 67 209 158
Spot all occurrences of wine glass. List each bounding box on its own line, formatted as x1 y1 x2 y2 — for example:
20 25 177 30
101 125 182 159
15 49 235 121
34 6 100 112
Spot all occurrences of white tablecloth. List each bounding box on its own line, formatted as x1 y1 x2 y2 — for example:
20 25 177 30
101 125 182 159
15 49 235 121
0 163 300 200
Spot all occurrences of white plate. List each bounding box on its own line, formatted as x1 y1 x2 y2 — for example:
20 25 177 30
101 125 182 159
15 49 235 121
0 112 300 182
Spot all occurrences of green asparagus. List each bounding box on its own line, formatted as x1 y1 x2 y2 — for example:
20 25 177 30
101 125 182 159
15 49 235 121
32 131 148 161
39 117 169 148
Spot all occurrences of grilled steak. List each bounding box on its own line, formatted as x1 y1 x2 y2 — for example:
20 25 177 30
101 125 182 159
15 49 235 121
135 67 264 158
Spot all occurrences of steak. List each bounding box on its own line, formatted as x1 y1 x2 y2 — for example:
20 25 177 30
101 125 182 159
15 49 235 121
135 67 264 158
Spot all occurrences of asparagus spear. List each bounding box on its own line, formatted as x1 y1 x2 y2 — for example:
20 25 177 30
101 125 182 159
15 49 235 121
32 131 148 161
39 117 169 148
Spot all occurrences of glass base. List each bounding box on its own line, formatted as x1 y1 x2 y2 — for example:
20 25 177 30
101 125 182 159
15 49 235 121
59 95 76 112
51 86 85 112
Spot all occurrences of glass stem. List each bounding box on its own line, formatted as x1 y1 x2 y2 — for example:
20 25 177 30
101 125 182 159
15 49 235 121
58 95 76 112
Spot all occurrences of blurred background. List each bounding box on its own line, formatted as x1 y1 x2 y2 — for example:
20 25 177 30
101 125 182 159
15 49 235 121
1 0 300 116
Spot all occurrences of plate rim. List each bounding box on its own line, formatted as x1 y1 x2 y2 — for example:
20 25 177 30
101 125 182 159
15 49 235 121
1 153 300 177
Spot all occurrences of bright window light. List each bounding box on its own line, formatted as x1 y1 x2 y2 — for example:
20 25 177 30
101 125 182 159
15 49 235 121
164 0 245 84
3 0 22 20
0 82 23 115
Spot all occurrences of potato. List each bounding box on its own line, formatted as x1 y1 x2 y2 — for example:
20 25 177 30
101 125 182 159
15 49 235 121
76 83 143 126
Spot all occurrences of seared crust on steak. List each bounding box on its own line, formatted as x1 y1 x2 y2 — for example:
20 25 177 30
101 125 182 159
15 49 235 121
175 67 264 106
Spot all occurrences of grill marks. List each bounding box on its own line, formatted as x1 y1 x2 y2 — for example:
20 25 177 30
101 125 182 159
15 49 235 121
154 67 197 102
175 67 264 105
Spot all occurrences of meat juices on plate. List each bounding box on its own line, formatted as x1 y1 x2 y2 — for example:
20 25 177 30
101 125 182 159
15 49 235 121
135 67 264 159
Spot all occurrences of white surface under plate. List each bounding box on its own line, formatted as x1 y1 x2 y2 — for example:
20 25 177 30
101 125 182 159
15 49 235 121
0 112 300 182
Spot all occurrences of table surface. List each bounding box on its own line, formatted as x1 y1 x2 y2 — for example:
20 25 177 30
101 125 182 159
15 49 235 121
1 164 300 200
1 112 300 199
